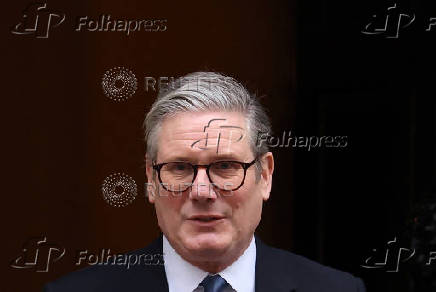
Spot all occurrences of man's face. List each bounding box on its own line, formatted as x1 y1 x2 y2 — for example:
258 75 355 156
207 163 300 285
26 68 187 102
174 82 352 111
146 111 274 266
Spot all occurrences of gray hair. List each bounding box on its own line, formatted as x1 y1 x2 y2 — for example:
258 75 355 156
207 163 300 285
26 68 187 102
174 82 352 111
143 71 271 166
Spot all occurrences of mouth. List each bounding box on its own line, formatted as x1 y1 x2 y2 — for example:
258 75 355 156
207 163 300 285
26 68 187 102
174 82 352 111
187 214 226 223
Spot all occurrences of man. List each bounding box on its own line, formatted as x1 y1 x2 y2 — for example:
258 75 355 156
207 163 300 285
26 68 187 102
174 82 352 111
44 72 366 291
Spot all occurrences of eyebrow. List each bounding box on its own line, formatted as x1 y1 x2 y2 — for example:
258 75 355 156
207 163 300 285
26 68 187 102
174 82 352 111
158 154 243 164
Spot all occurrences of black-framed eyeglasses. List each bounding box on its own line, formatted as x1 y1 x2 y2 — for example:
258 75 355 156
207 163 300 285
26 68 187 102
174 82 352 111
152 158 257 192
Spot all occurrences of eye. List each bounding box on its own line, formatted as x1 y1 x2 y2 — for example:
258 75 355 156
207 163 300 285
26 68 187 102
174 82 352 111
216 162 230 169
213 161 240 170
175 163 187 171
164 162 191 173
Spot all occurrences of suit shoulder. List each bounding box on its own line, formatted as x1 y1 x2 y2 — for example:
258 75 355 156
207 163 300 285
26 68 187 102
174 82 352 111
43 239 166 292
257 242 365 291
268 245 350 276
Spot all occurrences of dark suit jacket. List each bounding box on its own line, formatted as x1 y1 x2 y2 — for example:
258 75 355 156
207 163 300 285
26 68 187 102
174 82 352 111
43 235 366 292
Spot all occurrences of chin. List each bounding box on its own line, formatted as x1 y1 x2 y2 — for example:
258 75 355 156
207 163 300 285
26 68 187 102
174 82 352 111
182 232 233 259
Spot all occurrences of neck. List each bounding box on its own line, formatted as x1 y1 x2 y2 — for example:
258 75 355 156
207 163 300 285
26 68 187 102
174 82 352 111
192 261 230 274
183 237 252 274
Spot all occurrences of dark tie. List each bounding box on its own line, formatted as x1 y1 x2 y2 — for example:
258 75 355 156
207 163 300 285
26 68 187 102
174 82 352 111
199 274 229 292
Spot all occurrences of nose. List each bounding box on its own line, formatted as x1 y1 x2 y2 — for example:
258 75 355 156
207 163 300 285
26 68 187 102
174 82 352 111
189 167 218 201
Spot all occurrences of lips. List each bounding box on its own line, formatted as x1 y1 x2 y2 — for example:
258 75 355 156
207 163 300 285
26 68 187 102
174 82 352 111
188 214 225 222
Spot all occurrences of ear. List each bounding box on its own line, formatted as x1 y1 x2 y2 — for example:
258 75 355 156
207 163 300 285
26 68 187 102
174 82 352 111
145 154 156 204
259 152 274 201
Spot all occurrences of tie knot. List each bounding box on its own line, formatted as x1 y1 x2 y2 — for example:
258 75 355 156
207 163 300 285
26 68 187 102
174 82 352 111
199 274 229 292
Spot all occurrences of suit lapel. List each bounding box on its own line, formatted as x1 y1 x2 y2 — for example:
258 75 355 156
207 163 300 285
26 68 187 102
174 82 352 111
255 236 297 292
129 235 169 292
150 235 169 291
152 234 298 292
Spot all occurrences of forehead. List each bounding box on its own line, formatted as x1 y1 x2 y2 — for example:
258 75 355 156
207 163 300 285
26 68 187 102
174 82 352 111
156 111 251 162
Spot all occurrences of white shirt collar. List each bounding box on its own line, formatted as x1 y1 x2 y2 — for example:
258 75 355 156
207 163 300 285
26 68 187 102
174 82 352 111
163 235 256 292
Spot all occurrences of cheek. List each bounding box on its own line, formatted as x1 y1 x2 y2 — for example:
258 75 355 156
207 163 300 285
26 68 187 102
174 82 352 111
227 186 263 226
154 194 184 227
